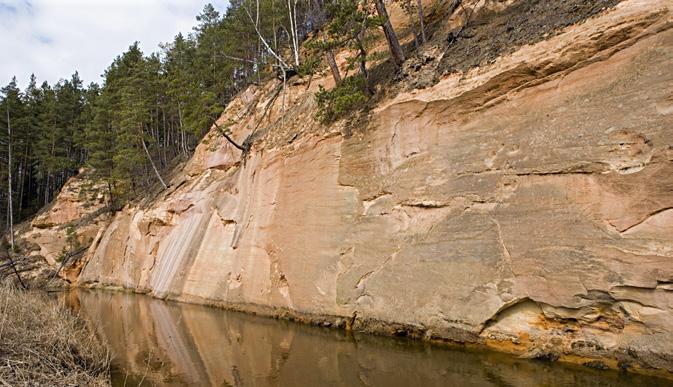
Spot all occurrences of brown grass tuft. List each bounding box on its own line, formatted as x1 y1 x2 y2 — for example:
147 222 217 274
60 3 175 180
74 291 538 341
0 284 110 386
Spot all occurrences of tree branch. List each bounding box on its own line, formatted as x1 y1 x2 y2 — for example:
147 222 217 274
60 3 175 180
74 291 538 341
213 122 247 152
141 139 168 190
243 3 290 69
219 53 256 64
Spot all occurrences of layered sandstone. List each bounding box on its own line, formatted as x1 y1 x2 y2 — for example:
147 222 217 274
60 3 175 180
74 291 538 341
17 172 110 283
20 0 673 376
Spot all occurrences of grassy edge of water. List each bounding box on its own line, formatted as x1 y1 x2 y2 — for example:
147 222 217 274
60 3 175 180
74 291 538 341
0 283 111 386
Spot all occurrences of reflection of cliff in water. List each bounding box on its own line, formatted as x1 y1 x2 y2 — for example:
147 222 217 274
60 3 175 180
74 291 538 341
66 290 669 387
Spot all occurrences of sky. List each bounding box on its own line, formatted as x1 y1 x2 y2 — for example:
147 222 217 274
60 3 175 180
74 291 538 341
0 0 229 89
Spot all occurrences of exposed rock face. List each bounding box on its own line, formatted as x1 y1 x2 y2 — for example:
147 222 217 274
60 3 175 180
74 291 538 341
16 171 110 283
23 0 673 376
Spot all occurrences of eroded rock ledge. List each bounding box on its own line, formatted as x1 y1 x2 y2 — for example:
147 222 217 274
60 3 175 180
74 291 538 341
16 0 673 378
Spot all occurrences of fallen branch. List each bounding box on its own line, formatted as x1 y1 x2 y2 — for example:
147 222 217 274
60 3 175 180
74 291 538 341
141 139 168 190
220 52 256 64
243 3 290 70
213 122 247 152
0 256 26 289
52 245 90 279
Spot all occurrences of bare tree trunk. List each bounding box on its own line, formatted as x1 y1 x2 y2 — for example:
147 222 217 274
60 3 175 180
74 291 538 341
107 180 114 209
293 0 300 64
45 125 56 204
355 35 374 95
417 0 426 43
374 0 405 67
44 172 50 205
17 148 27 218
5 107 25 289
153 108 163 169
161 106 168 166
245 2 290 70
325 47 341 85
286 0 301 67
254 0 263 83
168 119 173 156
256 0 260 29
6 108 14 247
177 101 187 156
140 137 168 190
272 0 279 64
408 12 421 48
282 69 287 128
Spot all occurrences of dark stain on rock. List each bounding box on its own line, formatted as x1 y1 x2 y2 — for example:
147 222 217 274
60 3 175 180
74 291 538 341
439 0 624 74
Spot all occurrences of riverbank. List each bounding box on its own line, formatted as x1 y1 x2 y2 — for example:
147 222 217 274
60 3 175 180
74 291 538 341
0 284 110 386
80 284 673 381
69 288 673 386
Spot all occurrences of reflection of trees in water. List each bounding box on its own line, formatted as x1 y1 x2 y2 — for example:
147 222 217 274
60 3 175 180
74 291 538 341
68 290 665 387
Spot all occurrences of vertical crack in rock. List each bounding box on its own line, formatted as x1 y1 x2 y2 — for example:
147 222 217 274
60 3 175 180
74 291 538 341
230 215 252 249
491 218 514 278
353 249 399 305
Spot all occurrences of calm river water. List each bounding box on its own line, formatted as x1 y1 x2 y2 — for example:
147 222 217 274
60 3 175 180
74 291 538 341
64 290 672 387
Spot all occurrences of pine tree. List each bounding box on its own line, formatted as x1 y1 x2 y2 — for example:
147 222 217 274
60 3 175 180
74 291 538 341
162 33 196 156
374 0 405 67
319 0 380 89
35 81 58 204
0 78 26 225
20 75 43 215
83 83 118 206
0 1 329 221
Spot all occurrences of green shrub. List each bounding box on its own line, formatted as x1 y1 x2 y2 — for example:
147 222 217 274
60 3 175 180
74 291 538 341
315 75 368 123
65 225 81 251
297 55 321 77
57 225 81 263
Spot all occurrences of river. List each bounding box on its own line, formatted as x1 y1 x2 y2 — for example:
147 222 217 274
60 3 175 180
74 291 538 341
64 289 672 386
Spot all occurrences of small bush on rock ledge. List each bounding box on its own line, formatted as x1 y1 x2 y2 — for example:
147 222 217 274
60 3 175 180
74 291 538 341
316 75 369 123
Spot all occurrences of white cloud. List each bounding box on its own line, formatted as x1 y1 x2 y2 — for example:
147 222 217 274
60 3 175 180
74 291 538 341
0 0 229 88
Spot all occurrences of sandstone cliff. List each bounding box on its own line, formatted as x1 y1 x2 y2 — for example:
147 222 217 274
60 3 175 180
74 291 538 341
17 0 673 377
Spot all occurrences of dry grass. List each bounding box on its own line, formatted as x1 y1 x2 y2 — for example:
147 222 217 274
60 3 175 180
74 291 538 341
0 284 110 386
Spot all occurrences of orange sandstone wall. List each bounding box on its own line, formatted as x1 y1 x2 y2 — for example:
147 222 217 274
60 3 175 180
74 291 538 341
41 0 673 375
